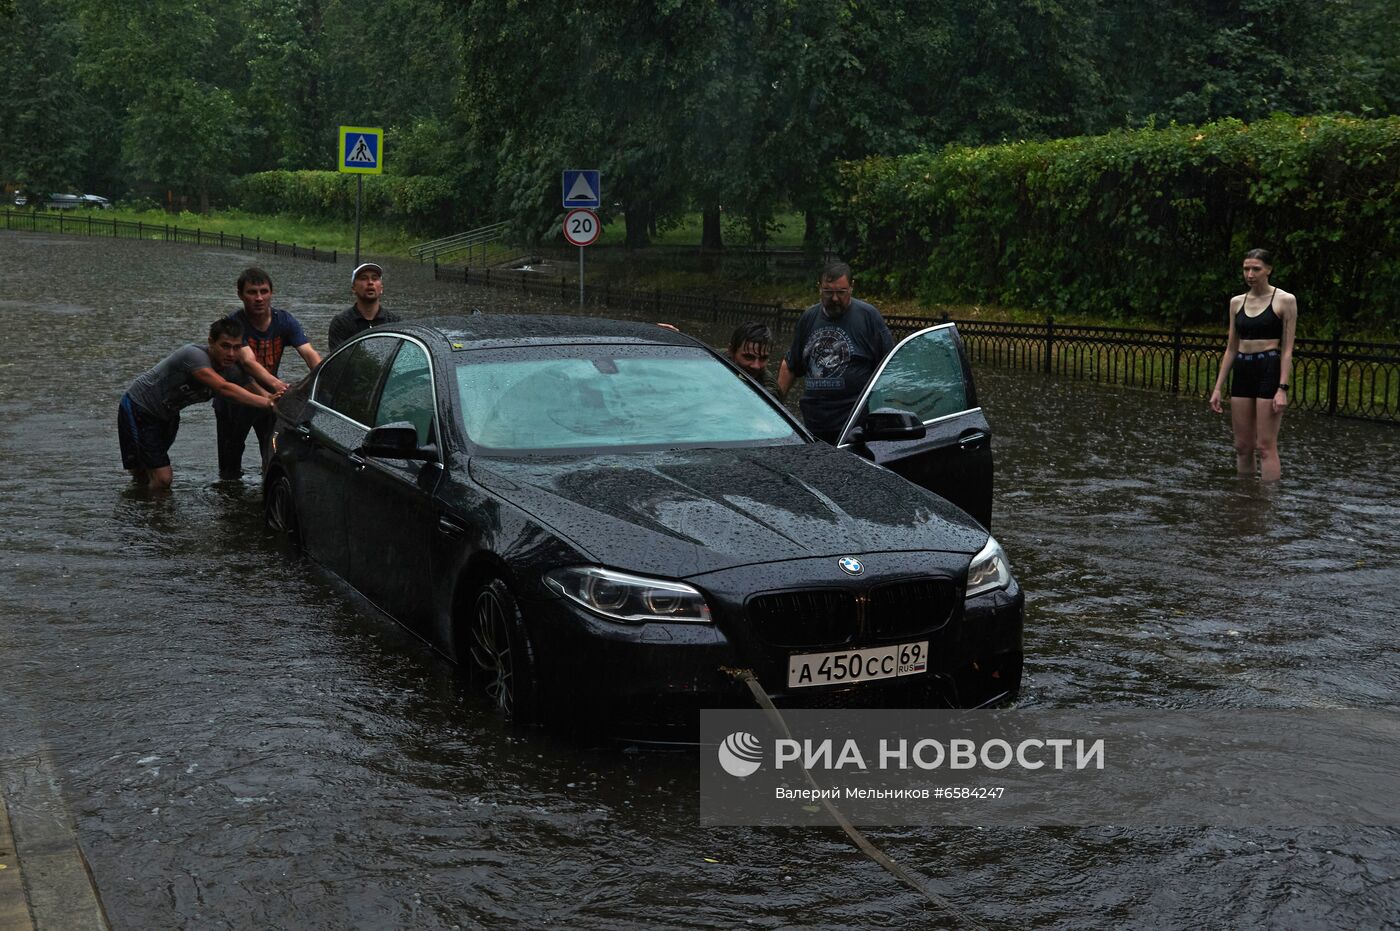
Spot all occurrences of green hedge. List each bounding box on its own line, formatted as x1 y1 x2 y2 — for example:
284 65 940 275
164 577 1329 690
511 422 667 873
835 115 1400 329
230 170 459 235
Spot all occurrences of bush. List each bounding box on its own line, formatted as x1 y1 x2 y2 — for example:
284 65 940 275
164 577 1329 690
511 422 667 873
229 170 461 235
835 115 1400 330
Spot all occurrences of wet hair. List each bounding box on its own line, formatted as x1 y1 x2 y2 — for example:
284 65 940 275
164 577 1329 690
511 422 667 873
728 321 773 354
821 260 852 284
209 318 244 342
1243 248 1274 267
237 266 273 292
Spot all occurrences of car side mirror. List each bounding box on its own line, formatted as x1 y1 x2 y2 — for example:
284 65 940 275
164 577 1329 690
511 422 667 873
848 408 927 444
357 422 438 462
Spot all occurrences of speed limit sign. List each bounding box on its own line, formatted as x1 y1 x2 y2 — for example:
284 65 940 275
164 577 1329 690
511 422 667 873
563 208 600 247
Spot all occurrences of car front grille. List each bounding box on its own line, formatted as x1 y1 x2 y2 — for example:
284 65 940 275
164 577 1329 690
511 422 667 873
747 578 957 649
746 590 855 648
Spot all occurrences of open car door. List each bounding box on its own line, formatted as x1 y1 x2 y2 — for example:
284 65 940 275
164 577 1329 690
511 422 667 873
835 324 993 528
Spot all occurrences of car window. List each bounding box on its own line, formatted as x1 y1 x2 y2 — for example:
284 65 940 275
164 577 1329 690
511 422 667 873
312 346 354 408
860 326 970 423
314 336 398 425
374 341 435 446
456 347 799 452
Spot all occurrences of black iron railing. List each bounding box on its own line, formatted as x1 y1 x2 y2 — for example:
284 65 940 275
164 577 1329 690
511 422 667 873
2 210 336 263
437 263 1400 424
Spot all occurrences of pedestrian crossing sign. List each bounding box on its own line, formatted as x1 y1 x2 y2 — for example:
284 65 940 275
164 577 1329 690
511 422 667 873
339 126 383 174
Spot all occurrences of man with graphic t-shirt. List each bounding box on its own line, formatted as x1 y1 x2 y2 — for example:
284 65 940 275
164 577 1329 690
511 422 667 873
118 318 282 490
216 266 322 477
777 262 894 444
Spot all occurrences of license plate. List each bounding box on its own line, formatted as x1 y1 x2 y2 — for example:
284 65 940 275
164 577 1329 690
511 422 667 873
787 641 929 689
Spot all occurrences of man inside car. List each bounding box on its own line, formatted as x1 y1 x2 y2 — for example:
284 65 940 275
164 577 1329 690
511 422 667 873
726 321 774 392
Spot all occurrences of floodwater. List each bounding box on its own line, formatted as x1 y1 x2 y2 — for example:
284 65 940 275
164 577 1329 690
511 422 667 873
1 232 1397 929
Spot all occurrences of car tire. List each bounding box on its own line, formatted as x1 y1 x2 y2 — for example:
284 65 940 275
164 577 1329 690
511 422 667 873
264 472 299 539
469 578 541 725
960 652 1022 707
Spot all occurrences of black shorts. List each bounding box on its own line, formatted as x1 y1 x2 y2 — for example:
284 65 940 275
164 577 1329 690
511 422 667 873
1231 350 1281 399
118 394 179 470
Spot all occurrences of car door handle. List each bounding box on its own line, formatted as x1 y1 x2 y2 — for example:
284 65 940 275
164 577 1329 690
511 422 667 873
347 452 367 471
437 515 467 538
958 430 989 448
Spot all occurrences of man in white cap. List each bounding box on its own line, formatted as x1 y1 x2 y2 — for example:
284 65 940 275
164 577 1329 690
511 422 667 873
328 262 401 350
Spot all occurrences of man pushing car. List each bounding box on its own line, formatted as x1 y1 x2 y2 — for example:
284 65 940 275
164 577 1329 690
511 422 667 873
117 318 283 490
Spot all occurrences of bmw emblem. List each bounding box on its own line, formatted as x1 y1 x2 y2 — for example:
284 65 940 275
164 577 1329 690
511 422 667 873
838 557 864 576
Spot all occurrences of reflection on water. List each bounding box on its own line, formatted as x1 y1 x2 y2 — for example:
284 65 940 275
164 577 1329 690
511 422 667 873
0 232 1396 929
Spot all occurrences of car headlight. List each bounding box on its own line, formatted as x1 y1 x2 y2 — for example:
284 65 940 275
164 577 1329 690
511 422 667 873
965 535 1012 598
544 567 712 624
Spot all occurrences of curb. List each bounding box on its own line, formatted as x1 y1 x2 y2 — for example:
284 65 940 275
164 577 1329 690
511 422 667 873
0 752 111 931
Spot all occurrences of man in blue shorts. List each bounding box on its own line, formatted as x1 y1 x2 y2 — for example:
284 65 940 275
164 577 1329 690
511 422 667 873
118 319 282 490
216 267 322 477
777 261 894 444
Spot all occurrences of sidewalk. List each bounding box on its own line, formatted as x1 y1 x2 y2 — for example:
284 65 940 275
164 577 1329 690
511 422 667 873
0 752 110 931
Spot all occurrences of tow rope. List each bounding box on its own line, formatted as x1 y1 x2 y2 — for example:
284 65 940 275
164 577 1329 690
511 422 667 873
721 666 989 931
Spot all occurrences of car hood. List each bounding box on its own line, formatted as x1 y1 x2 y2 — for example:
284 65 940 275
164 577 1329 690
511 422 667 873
467 445 987 578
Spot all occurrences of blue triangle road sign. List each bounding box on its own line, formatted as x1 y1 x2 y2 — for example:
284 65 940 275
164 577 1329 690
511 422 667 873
562 170 601 208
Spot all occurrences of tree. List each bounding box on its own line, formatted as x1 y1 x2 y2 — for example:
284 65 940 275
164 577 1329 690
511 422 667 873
75 0 246 208
233 0 324 171
0 0 94 196
123 81 245 212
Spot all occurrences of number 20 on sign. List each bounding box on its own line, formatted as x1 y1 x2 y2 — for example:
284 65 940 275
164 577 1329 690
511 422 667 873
563 208 600 246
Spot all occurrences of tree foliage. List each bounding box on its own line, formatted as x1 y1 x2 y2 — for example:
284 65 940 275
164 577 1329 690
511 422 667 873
0 0 95 196
1 0 1396 248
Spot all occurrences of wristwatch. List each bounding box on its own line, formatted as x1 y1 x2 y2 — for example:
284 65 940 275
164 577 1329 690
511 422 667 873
1278 384 1289 392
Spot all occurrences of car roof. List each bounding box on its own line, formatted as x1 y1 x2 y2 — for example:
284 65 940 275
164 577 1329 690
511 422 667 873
392 314 704 351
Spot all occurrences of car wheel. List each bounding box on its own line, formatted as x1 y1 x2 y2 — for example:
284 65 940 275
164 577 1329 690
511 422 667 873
960 652 1022 707
264 472 299 538
469 578 541 724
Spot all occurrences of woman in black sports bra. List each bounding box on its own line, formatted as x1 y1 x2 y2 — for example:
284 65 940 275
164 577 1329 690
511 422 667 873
1209 248 1298 481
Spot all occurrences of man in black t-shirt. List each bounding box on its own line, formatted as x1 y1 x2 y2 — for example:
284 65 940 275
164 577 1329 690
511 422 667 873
328 262 401 350
777 261 894 444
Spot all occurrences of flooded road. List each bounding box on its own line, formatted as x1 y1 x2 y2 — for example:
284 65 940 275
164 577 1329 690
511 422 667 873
1 233 1397 929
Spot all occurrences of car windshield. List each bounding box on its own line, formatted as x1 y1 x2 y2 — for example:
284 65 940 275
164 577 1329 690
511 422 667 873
455 345 800 453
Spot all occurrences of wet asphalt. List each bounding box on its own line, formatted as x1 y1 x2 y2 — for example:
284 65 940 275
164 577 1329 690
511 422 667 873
0 232 1397 929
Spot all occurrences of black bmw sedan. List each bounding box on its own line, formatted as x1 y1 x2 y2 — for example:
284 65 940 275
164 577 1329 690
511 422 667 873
263 315 1023 729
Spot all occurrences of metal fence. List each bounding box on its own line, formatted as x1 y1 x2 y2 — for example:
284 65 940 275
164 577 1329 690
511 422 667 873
412 221 511 263
439 263 1400 424
2 210 336 263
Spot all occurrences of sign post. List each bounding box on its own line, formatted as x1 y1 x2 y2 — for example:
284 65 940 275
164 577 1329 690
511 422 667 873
561 170 602 308
563 208 600 308
339 126 384 264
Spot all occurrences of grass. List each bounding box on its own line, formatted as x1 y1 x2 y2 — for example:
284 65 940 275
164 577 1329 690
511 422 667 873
6 205 427 259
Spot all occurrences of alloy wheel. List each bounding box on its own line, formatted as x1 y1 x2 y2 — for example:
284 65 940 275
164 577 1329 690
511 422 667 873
470 587 515 717
266 474 297 536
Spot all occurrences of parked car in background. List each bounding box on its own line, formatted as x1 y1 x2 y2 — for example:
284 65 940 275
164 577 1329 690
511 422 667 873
12 192 27 207
262 315 1024 733
82 194 112 209
46 193 84 210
